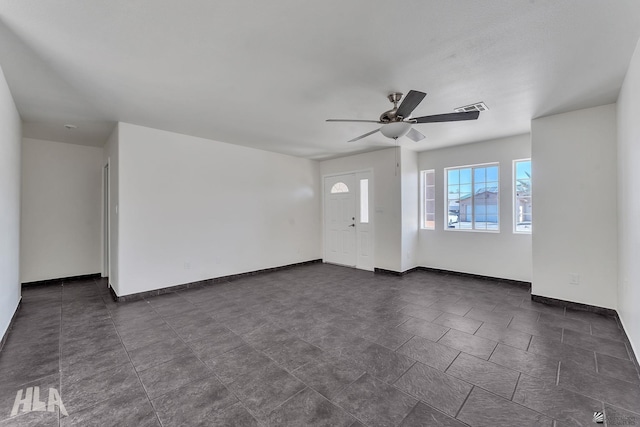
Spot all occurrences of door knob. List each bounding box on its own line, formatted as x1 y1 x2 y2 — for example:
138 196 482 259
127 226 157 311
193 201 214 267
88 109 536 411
348 224 355 227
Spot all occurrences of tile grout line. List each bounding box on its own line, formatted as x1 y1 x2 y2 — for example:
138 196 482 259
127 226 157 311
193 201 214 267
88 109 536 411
471 382 564 423
556 361 561 386
510 372 521 401
58 281 137 421
394 401 421 427
265 385 309 417
326 372 372 427
392 360 418 386
142 298 253 414
454 385 475 419
144 300 262 423
505 315 514 329
443 351 462 373
392 334 415 352
10 266 640 426
105 301 165 427
594 352 599 374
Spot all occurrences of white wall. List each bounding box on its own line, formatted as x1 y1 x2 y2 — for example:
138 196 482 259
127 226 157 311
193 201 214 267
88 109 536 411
532 104 618 309
116 123 321 296
417 134 532 281
617 38 640 357
103 126 119 293
0 65 22 340
20 138 103 282
401 148 419 272
320 148 402 272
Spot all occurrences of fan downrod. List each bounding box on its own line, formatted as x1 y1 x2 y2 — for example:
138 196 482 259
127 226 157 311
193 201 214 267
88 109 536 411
387 92 403 105
380 92 404 123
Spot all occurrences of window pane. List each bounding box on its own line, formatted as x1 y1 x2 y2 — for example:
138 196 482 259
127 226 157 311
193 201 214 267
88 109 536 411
331 182 349 193
474 202 486 215
514 160 532 233
445 163 499 231
421 170 435 230
516 161 531 180
448 169 460 185
426 186 435 200
426 200 435 215
359 179 369 223
426 171 435 185
487 222 499 231
459 203 472 229
460 168 472 184
486 203 498 223
486 166 499 182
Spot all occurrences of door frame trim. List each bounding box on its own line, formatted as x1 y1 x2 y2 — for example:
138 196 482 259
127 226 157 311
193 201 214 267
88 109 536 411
322 169 375 271
102 162 110 281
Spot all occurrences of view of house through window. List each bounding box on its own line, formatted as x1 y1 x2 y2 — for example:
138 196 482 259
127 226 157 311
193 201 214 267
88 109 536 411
446 164 499 231
514 159 532 233
420 170 435 229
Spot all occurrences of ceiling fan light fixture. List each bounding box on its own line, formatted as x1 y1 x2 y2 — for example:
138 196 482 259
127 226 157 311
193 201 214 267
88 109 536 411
380 122 412 139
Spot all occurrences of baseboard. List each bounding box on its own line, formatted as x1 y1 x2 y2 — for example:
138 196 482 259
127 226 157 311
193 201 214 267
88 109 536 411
374 267 418 276
0 298 21 353
531 294 617 317
416 266 531 289
111 259 323 302
22 272 101 288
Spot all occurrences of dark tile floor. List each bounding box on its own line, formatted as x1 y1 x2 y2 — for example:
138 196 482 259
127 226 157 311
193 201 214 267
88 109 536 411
1 264 639 426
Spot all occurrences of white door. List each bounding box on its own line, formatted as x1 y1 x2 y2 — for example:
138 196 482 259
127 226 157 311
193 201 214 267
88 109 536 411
324 173 357 267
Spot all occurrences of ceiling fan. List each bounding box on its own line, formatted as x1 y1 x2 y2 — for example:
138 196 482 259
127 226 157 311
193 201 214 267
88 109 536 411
327 90 480 142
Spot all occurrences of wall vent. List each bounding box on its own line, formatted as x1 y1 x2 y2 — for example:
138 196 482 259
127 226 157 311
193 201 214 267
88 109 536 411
454 102 488 113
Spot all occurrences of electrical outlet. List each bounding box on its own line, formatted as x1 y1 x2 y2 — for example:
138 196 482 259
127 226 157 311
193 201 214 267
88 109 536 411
569 273 580 285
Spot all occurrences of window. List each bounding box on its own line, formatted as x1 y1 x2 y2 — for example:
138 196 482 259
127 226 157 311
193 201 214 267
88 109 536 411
330 182 349 193
446 163 499 231
420 170 435 229
359 179 369 223
514 159 532 233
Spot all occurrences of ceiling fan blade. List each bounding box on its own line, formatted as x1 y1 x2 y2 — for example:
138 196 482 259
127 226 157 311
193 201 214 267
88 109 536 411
396 90 427 119
413 111 480 123
406 128 426 142
326 119 381 123
348 128 380 142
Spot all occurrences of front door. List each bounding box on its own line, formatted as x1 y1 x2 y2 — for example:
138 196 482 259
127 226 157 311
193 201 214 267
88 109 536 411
324 173 357 267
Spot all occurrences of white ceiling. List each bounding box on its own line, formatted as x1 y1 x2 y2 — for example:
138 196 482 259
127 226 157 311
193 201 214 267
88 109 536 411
1 1 639 160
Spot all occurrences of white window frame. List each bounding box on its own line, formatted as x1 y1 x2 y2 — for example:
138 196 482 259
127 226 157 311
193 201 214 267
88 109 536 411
513 158 532 234
444 162 500 232
420 169 436 230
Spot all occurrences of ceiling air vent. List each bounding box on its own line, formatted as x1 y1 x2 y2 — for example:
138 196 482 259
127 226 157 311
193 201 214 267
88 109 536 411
454 102 488 113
